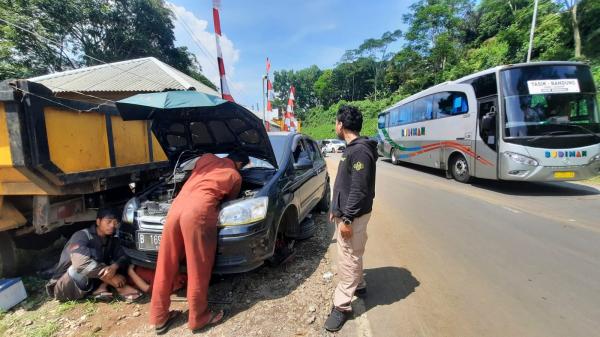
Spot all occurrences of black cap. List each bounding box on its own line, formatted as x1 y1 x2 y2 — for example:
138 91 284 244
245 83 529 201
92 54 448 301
227 150 250 167
96 207 119 220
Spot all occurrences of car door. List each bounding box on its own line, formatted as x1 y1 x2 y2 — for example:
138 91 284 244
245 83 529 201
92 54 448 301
306 138 327 210
290 137 316 220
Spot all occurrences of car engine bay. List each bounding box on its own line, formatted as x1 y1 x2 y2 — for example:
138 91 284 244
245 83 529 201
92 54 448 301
134 155 274 220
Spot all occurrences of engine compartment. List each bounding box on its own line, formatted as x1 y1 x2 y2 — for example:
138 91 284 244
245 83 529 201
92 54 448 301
134 156 274 219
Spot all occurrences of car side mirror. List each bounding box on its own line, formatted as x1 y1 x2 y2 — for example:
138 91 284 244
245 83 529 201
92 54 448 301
482 112 496 132
293 157 313 171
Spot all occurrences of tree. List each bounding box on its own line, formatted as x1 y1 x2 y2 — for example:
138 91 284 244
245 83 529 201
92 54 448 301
273 65 322 119
403 0 473 81
0 0 213 86
561 0 582 58
343 30 402 100
577 0 600 58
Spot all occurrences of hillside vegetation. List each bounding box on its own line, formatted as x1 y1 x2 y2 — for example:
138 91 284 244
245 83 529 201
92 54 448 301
270 0 600 139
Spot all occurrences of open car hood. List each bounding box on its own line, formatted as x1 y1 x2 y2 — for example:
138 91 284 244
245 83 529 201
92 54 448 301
149 104 278 168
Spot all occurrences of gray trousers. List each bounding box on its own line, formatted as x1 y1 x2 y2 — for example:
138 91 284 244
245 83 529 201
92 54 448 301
333 213 371 311
46 253 106 302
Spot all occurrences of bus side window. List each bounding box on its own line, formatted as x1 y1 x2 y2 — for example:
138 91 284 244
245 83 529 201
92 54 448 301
390 108 401 126
400 103 413 124
452 95 468 114
434 92 468 118
413 96 434 122
378 114 387 128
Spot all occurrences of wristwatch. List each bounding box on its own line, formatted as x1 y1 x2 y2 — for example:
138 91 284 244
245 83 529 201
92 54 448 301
342 217 352 226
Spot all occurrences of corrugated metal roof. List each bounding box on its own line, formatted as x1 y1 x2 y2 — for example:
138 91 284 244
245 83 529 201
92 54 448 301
28 57 219 95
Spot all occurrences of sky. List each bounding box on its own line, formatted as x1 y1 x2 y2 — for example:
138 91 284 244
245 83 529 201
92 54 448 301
168 0 418 111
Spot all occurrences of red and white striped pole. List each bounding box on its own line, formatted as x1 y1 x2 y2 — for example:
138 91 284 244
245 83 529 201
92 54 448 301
285 86 297 131
212 0 234 102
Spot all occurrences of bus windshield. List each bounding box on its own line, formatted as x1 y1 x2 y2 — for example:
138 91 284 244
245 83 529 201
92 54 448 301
501 65 600 140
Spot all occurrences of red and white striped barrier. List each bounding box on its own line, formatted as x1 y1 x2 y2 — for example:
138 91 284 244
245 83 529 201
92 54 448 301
212 0 234 102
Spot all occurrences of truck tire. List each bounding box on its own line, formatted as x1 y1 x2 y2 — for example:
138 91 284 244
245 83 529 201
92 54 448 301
0 232 18 278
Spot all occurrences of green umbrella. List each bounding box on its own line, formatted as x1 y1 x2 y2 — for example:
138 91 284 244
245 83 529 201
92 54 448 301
116 91 228 120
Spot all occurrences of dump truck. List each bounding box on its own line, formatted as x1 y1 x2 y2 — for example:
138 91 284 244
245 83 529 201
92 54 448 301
0 80 169 277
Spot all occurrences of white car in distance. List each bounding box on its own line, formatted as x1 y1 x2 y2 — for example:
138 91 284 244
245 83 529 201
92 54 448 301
321 139 346 153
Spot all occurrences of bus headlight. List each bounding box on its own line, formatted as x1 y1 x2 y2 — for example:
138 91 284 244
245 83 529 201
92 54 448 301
219 197 268 226
503 152 538 166
122 197 140 224
591 154 600 163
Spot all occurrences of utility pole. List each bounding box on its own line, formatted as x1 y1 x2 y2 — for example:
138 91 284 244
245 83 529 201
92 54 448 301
527 0 539 63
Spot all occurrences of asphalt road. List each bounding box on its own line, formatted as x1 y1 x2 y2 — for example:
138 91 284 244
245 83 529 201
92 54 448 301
325 153 600 337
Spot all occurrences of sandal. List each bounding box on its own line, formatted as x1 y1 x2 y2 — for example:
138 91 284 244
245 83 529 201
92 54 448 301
155 310 181 335
116 291 144 304
192 309 227 334
92 291 113 302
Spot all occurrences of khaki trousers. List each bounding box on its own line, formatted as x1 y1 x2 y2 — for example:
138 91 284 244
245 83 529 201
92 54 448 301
333 213 371 311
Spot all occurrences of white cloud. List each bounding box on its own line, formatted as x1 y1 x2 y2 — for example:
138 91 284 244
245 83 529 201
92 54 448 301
168 3 241 96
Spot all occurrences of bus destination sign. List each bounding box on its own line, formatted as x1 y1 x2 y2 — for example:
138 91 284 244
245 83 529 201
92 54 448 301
527 79 580 94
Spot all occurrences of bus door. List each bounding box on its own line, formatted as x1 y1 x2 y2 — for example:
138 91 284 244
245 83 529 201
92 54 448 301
475 96 499 179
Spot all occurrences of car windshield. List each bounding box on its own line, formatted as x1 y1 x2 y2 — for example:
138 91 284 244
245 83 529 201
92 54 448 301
211 154 274 170
501 65 600 138
268 135 289 167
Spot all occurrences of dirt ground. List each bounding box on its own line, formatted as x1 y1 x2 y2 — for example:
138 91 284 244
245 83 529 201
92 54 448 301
0 212 354 337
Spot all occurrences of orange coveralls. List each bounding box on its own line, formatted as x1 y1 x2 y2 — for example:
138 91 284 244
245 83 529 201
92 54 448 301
150 153 242 330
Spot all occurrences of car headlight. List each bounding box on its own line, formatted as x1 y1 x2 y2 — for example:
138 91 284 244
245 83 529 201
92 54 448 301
122 197 140 224
218 197 268 226
503 152 538 166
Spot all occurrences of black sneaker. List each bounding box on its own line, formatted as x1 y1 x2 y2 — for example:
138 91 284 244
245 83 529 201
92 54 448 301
324 307 349 332
355 287 367 297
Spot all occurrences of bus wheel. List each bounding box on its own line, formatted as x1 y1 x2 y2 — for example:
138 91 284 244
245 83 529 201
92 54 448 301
391 149 400 165
451 154 471 183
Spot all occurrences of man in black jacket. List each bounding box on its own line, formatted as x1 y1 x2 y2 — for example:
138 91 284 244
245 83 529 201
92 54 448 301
325 105 378 332
45 208 141 302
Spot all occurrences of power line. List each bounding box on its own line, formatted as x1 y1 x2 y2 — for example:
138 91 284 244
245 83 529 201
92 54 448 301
0 16 198 96
169 5 241 98
167 3 250 100
11 85 109 113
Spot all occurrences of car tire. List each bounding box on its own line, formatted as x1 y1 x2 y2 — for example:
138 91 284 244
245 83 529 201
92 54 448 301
315 182 331 212
450 154 471 183
391 149 400 165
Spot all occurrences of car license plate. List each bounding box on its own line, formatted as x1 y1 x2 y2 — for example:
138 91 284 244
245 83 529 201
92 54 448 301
554 171 575 179
137 232 161 251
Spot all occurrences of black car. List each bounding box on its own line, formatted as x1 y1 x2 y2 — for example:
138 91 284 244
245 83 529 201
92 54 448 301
119 107 330 274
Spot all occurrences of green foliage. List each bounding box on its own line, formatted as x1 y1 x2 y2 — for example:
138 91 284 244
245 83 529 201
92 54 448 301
0 0 213 86
299 0 599 139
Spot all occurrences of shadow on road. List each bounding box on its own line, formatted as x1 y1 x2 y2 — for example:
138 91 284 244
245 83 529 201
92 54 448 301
382 159 600 197
361 267 420 313
470 179 600 197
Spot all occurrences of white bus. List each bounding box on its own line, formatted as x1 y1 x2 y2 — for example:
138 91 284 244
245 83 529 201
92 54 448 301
377 61 600 182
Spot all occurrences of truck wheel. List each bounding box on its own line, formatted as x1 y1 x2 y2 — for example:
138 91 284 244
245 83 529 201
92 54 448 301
0 232 18 278
451 154 471 183
391 149 400 165
315 183 331 212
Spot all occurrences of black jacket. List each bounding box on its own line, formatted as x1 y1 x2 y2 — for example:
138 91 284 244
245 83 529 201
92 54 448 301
51 225 129 279
331 137 378 221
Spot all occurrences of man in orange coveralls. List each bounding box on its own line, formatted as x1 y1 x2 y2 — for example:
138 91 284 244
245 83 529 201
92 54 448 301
150 151 249 334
